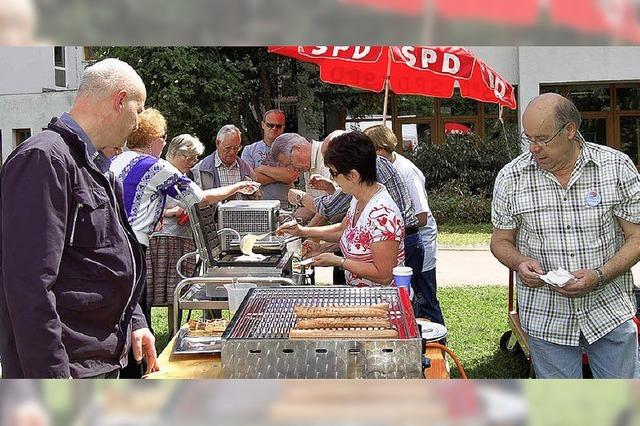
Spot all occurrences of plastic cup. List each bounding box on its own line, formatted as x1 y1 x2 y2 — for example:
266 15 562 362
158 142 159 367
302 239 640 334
224 283 257 316
393 266 413 299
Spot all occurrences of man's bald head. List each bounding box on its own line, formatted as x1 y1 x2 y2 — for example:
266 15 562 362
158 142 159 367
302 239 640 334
321 129 346 156
525 93 581 132
75 58 146 103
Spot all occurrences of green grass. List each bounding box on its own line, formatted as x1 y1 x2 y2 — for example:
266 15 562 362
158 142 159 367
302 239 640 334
437 222 492 247
438 285 529 379
526 381 632 425
152 285 529 379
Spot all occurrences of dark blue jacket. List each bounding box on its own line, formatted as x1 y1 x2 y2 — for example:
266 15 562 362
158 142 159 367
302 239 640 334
0 117 147 378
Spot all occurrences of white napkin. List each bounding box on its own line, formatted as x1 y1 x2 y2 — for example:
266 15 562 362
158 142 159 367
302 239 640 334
538 268 576 288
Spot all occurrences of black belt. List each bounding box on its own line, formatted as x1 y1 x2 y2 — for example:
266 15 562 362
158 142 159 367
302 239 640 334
406 226 419 236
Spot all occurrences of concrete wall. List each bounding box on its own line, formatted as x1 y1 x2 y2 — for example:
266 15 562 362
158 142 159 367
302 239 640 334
0 46 84 95
517 47 640 118
0 91 77 162
471 46 640 127
0 46 85 162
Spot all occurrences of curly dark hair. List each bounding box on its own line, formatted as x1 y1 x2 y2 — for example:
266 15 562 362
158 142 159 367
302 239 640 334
324 131 377 185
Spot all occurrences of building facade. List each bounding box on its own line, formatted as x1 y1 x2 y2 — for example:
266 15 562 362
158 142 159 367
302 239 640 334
341 47 640 165
0 46 85 164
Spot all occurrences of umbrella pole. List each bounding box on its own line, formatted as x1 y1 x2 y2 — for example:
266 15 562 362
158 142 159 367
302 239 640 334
382 49 392 126
382 78 390 125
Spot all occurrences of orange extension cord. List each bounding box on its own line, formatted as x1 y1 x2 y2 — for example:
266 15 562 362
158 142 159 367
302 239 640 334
424 342 468 379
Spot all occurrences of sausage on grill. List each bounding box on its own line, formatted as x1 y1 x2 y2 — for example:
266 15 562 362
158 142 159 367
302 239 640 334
294 317 391 330
294 304 389 319
289 328 399 339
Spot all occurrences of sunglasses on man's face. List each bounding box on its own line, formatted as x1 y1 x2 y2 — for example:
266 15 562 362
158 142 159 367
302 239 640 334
264 122 284 130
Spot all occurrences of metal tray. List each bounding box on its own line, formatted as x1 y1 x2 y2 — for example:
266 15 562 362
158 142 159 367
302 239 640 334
172 327 224 355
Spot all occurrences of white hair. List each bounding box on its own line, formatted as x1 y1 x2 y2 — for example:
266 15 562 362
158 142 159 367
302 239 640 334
76 58 145 101
216 124 241 143
167 134 205 158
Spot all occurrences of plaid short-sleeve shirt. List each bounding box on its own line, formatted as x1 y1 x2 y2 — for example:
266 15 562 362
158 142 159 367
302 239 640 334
492 142 640 345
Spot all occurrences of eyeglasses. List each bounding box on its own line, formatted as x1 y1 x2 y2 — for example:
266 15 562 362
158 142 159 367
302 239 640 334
521 123 569 147
329 169 341 179
182 155 199 165
264 122 284 130
219 145 242 153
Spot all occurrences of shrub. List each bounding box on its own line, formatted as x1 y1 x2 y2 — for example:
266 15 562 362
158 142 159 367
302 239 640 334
407 123 520 224
409 124 520 197
428 181 493 224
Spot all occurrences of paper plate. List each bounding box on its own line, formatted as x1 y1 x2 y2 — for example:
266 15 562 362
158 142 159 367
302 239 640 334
415 318 448 342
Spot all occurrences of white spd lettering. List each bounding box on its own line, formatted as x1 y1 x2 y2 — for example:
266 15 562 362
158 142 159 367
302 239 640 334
308 46 372 60
421 49 438 69
399 46 460 74
311 46 328 55
401 46 417 66
481 64 507 99
442 53 460 74
352 46 371 59
331 46 351 56
494 77 507 98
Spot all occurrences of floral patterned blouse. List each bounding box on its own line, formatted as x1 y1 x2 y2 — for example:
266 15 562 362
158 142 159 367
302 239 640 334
339 185 405 286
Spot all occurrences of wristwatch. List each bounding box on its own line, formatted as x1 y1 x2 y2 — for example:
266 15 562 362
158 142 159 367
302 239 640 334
339 258 346 270
594 267 605 286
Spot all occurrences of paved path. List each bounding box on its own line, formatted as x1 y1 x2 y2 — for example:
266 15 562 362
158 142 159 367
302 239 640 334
315 248 640 287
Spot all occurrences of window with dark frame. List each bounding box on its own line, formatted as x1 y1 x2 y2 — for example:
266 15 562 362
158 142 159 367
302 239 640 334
54 46 66 88
13 128 31 146
540 82 640 166
340 88 519 154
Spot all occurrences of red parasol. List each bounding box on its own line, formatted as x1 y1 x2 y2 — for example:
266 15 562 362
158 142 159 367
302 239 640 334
444 122 473 135
268 46 517 123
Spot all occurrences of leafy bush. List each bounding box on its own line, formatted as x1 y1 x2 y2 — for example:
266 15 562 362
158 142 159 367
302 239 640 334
409 124 520 224
409 124 520 197
429 181 493 224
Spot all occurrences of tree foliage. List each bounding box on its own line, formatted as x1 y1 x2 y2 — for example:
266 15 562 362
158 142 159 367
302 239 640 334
98 47 291 154
97 47 385 155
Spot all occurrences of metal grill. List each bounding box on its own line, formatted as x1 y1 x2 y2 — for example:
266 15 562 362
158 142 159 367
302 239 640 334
218 200 280 251
224 286 419 340
220 286 423 378
186 204 220 268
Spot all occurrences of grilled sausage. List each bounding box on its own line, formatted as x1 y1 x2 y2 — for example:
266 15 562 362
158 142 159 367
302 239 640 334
289 328 399 339
295 317 392 329
294 304 389 319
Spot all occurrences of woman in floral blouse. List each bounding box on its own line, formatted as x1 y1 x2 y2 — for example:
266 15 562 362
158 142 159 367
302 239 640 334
277 131 405 286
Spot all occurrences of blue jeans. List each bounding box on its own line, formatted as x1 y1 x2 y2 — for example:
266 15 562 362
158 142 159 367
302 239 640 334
412 267 445 326
403 232 424 294
403 233 444 325
528 318 639 378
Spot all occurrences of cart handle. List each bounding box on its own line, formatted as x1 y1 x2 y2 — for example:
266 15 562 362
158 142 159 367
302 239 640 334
176 251 199 280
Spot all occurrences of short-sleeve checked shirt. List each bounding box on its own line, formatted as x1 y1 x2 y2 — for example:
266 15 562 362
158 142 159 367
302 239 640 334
214 151 243 200
492 142 640 345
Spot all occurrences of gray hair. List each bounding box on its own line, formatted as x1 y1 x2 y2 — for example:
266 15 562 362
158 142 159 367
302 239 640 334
166 134 205 159
554 96 582 132
76 58 145 101
323 129 347 144
216 124 241 143
270 133 308 162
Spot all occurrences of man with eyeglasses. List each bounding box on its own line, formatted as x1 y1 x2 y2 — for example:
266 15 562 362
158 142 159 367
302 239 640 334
269 131 337 223
241 109 299 209
191 124 259 202
491 93 640 378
